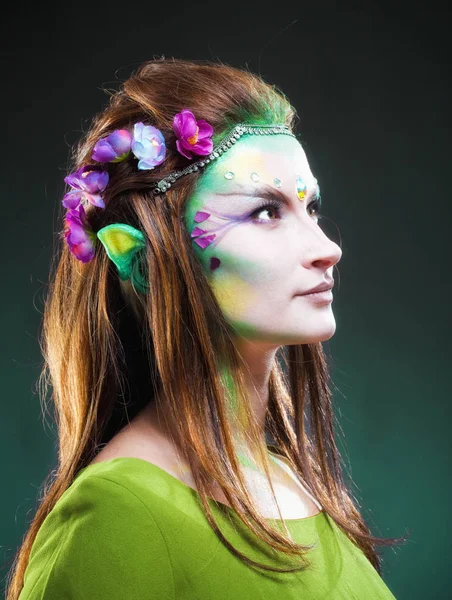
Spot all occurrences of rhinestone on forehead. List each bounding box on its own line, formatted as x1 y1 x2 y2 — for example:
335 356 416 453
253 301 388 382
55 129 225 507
296 176 307 200
153 123 295 194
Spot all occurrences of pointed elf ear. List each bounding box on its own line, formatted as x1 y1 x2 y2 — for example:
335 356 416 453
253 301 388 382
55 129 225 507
96 223 148 294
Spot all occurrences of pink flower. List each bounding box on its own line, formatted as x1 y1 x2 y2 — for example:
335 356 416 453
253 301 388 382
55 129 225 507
63 204 97 263
63 165 108 209
173 108 213 160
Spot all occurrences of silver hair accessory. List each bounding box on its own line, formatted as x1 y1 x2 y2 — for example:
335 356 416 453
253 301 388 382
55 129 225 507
153 123 296 194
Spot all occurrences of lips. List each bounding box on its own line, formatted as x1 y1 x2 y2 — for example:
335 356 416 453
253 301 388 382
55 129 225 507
299 280 334 295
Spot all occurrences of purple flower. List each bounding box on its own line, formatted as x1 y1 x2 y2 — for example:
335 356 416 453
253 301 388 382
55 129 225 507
131 122 166 170
63 204 97 263
63 165 108 209
91 129 132 163
173 109 213 160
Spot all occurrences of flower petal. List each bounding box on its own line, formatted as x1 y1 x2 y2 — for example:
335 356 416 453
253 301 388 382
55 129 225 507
64 170 84 190
62 190 84 209
173 109 197 139
92 140 117 163
83 168 109 193
72 240 96 263
137 159 156 170
196 120 214 139
64 206 97 262
192 138 213 156
131 125 166 168
65 165 109 194
175 139 193 160
65 211 87 243
108 129 132 156
133 122 145 143
85 193 105 209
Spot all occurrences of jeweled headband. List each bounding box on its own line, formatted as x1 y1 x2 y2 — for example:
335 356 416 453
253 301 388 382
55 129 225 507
60 109 297 293
153 121 295 194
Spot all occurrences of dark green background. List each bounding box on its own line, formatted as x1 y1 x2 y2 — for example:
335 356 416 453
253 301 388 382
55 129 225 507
2 2 450 598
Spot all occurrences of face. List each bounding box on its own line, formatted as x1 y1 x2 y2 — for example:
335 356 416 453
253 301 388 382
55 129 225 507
183 133 342 347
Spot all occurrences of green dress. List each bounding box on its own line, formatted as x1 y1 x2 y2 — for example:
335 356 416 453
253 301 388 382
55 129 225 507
19 457 397 599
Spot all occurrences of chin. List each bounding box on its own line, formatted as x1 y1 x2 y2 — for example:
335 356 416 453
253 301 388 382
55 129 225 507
275 322 337 345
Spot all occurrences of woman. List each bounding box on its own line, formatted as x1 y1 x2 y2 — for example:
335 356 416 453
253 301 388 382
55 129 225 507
7 57 406 599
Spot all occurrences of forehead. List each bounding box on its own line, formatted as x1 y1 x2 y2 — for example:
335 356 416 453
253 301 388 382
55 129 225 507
194 134 309 195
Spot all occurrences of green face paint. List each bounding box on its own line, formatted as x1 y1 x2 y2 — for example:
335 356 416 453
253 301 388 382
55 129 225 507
182 132 334 342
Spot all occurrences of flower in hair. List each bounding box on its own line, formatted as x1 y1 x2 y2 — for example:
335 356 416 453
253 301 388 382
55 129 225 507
63 164 109 209
173 108 213 160
91 129 132 163
63 204 97 263
130 122 166 170
61 111 213 263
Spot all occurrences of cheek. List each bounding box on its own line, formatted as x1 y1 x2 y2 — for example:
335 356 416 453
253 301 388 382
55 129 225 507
221 225 288 286
212 271 258 316
184 200 288 297
208 234 286 316
212 230 283 282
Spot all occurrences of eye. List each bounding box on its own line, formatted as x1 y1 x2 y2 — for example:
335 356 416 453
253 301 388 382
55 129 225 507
250 199 284 223
307 198 322 220
250 196 323 224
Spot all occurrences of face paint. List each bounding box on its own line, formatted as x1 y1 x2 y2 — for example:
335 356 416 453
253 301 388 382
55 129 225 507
183 133 340 344
210 257 221 270
191 205 250 251
191 211 216 249
190 189 288 252
219 358 280 473
191 168 283 252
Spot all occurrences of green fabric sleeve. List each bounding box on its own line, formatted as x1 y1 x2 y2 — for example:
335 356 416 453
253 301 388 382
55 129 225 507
19 474 175 599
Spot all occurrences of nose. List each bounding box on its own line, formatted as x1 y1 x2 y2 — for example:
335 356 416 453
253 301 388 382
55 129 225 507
300 220 342 269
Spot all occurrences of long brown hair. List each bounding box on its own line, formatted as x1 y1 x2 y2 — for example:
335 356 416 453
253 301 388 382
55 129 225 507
6 57 407 598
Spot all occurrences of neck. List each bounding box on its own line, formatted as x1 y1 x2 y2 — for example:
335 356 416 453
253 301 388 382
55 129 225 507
141 340 279 471
226 338 278 460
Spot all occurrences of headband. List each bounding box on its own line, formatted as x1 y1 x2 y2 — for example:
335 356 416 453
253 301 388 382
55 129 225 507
61 108 296 294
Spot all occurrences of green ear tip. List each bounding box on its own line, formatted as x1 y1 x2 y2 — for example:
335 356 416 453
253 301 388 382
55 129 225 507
96 223 146 282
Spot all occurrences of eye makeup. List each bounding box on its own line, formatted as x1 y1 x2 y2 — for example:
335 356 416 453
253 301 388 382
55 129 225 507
249 198 285 223
189 180 322 249
249 195 322 224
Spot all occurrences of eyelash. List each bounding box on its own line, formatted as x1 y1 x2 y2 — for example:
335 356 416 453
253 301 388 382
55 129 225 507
250 198 322 223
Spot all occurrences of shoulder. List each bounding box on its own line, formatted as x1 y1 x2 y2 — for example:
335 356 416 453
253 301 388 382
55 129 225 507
88 408 191 485
21 469 175 600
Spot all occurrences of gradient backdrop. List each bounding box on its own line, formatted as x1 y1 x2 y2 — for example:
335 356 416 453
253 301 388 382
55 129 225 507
2 2 450 598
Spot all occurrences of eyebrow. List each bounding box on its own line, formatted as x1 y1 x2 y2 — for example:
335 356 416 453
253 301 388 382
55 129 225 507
215 181 321 206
